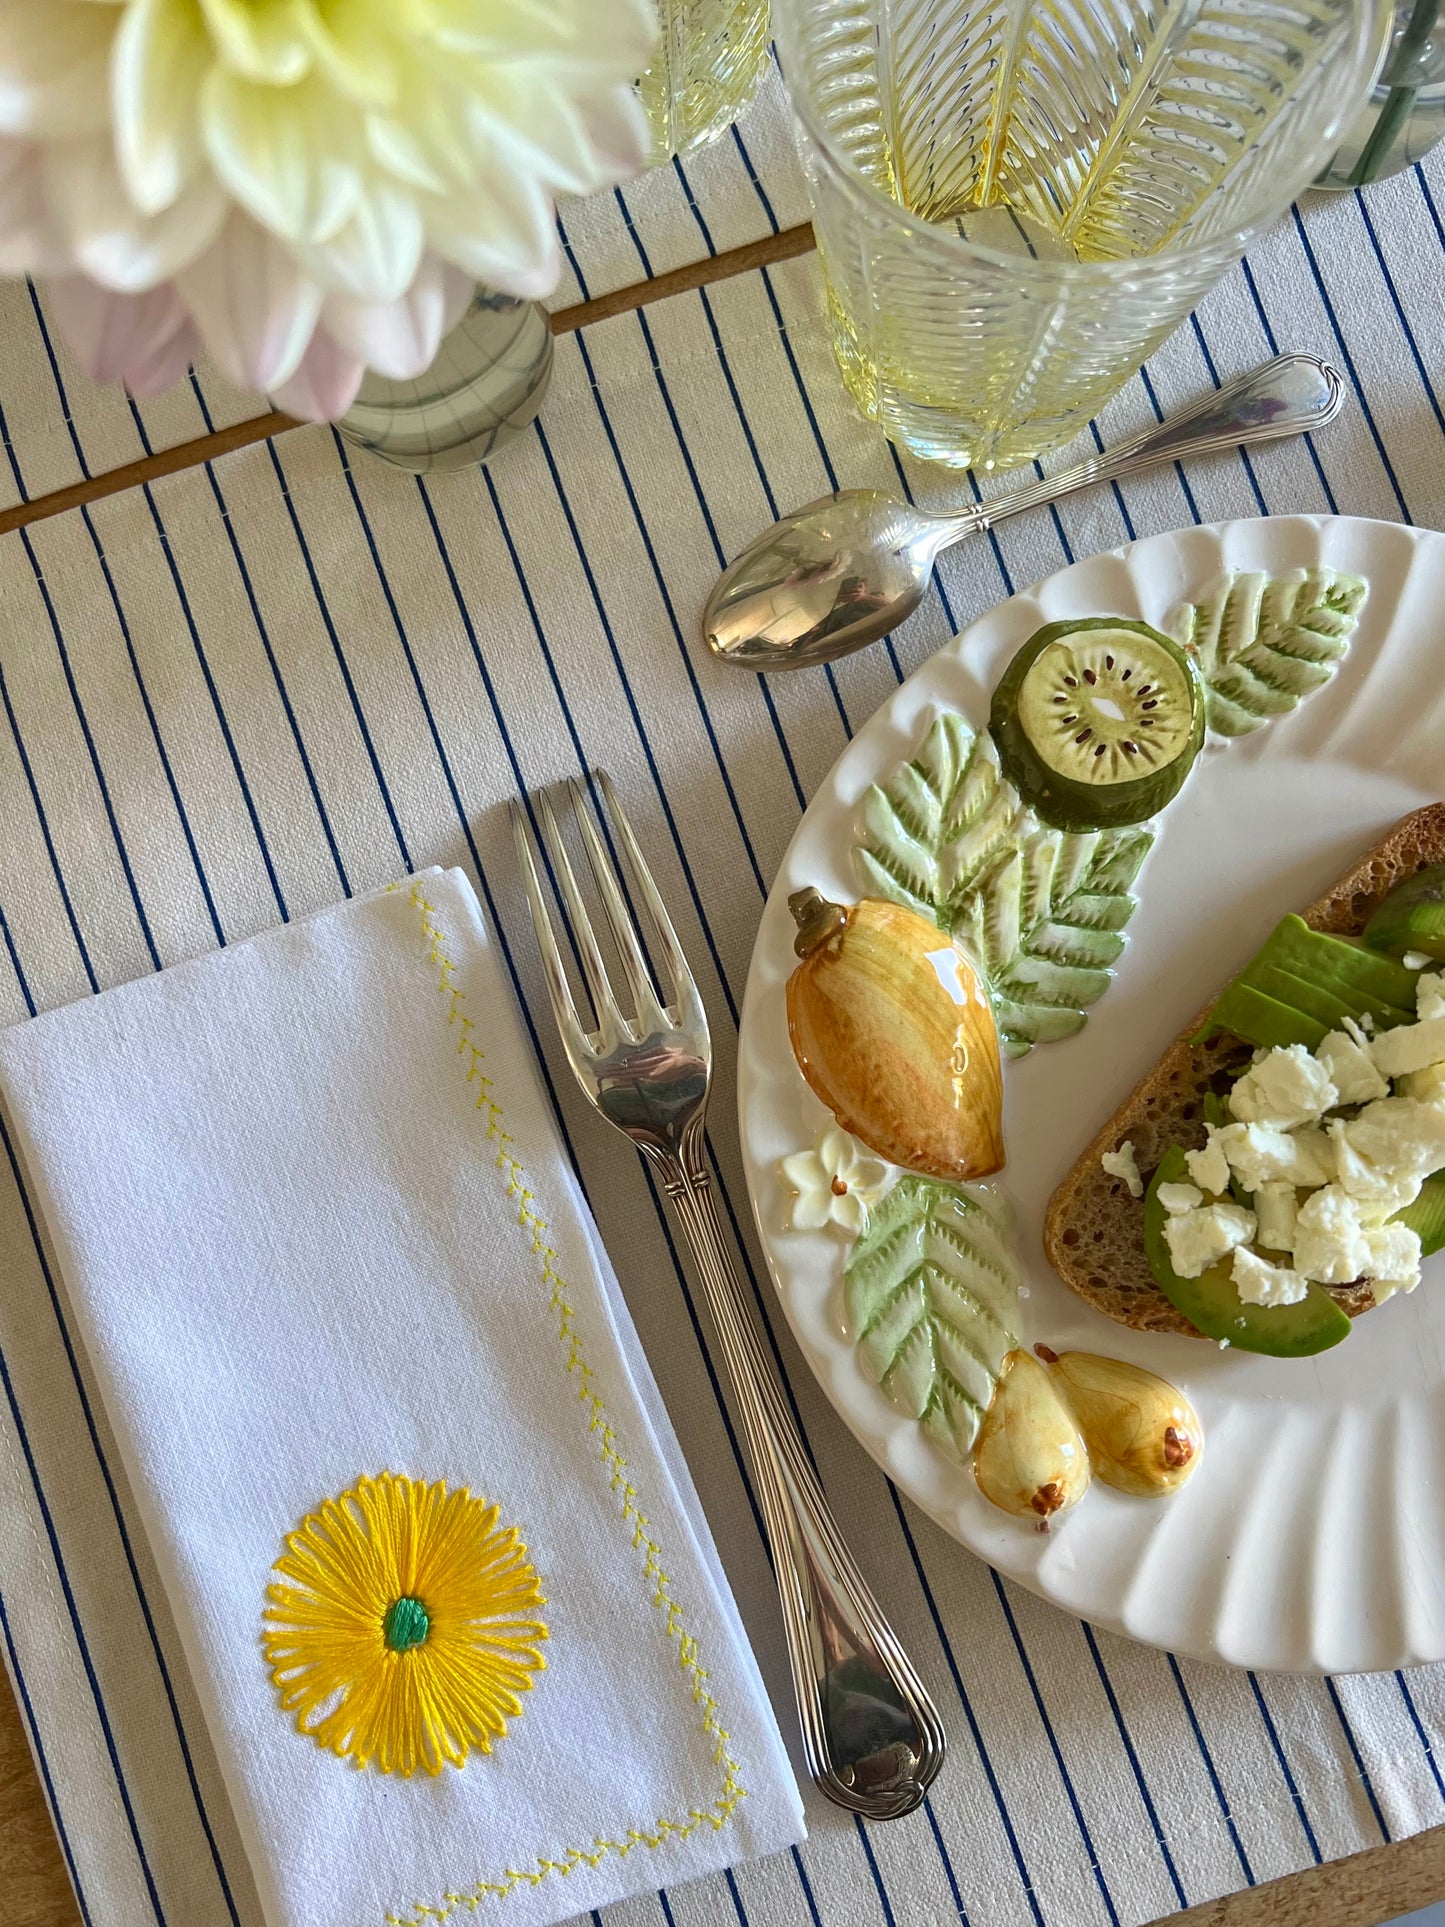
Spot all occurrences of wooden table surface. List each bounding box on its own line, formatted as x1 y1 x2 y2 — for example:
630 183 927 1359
1 220 1441 1927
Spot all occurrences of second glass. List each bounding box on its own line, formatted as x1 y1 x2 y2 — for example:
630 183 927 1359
774 0 1389 470
638 0 772 162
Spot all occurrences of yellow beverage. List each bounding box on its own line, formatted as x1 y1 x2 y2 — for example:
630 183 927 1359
776 0 1388 469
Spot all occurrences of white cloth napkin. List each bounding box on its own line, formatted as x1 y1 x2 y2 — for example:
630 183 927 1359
0 869 804 1927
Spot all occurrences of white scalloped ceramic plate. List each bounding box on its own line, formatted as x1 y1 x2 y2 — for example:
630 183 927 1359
737 515 1445 1675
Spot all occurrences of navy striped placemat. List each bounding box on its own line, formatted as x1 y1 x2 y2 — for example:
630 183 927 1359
0 145 1443 1927
0 64 807 517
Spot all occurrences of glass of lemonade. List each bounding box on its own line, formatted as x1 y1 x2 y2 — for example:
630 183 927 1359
638 0 773 161
773 0 1389 470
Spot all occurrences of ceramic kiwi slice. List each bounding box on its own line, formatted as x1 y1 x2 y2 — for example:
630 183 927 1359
989 617 1205 832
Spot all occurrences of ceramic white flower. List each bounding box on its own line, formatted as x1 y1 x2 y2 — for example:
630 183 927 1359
780 1128 890 1237
0 0 657 418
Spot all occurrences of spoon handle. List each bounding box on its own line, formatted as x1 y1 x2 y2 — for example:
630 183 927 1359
942 354 1344 549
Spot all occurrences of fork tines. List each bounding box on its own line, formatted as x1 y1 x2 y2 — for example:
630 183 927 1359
510 772 700 1054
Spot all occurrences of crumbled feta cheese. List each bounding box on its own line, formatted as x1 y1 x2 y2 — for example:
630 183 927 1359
1357 1187 1424 1228
1403 951 1434 972
1418 972 1445 1021
1346 1095 1445 1184
1326 1117 1424 1212
1101 1141 1143 1198
1400 1060 1445 1101
1315 1029 1390 1106
1254 1182 1299 1253
1185 1129 1231 1197
1229 1044 1339 1127
1360 1011 1376 1034
1158 1181 1204 1215
1292 1185 1372 1283
1370 1014 1445 1080
1163 1201 1257 1279
1361 1221 1423 1299
1232 1246 1310 1307
1221 1121 1335 1192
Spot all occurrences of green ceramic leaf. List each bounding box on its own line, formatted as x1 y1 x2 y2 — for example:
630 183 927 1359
1167 569 1367 738
854 712 1153 1057
844 1176 1019 1463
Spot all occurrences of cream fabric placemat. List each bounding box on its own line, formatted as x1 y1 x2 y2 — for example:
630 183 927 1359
1 143 1445 1927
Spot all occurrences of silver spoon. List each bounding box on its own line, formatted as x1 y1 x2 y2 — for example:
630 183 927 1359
703 353 1344 671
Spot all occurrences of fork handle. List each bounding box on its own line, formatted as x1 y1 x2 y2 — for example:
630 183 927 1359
659 1157 946 1818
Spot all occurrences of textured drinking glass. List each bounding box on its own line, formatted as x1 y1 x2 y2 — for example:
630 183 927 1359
773 0 1389 470
637 0 772 160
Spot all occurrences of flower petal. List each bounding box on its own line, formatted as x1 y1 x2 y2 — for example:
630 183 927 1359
112 0 210 216
47 272 190 386
435 0 657 68
424 160 560 301
833 1192 869 1237
321 257 449 381
850 1156 891 1203
44 132 228 290
122 314 202 398
198 0 310 86
0 0 115 139
176 211 321 390
570 83 653 187
0 137 67 274
439 261 474 335
297 0 398 108
790 1192 832 1233
302 176 423 304
201 65 360 248
780 1151 823 1193
819 1128 853 1177
269 326 364 421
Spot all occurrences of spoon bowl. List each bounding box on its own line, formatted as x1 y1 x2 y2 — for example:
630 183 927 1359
701 355 1345 672
703 490 954 670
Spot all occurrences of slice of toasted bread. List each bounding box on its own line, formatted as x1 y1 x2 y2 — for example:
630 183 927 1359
1044 804 1445 1338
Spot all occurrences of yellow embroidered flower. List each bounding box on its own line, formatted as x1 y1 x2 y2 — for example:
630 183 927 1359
262 1471 548 1776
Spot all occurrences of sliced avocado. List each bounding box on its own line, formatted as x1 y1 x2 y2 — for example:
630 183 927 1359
1205 981 1328 1051
1143 1147 1352 1357
1363 862 1445 962
1196 915 1419 1050
1252 961 1403 1034
1395 1171 1445 1259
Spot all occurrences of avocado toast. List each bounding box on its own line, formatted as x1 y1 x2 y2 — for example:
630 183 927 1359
1044 803 1445 1339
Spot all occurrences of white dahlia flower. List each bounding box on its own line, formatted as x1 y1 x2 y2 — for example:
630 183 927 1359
0 0 657 418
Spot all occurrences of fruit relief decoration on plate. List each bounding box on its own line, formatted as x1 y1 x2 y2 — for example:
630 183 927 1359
773 565 1372 1505
779 1129 1203 1520
855 570 1370 1057
1165 568 1368 737
843 1174 1020 1463
855 708 1157 1059
775 891 1204 1520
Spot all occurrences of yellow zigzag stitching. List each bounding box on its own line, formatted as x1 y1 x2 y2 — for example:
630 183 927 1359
381 885 746 1925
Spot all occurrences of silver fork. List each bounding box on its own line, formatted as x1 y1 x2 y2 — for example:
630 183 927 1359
512 771 946 1820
